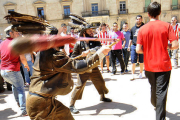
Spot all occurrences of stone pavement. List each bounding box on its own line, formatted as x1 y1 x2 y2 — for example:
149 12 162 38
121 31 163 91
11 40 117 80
0 64 180 120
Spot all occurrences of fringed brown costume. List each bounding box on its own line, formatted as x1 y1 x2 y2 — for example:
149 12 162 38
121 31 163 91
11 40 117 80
7 11 110 120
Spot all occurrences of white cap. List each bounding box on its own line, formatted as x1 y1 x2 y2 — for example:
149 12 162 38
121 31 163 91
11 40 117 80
4 25 12 37
4 25 12 32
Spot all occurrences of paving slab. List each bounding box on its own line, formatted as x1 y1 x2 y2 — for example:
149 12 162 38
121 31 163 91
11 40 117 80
0 62 180 120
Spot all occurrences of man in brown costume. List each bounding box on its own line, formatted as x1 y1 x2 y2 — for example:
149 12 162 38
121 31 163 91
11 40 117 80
7 12 112 120
69 24 112 114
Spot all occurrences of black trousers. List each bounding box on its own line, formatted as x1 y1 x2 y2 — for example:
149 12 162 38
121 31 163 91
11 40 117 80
145 71 171 120
0 74 5 91
0 74 11 91
110 49 125 73
122 48 130 70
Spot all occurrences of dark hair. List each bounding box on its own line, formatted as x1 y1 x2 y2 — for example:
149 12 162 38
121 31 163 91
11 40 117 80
49 26 58 35
101 23 106 27
123 22 128 25
61 23 67 27
6 30 12 37
147 2 161 18
79 29 93 37
136 15 142 19
71 27 75 29
113 22 117 25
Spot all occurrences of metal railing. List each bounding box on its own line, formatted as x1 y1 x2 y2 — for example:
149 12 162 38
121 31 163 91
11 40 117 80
63 14 70 19
171 5 180 10
81 10 109 17
118 9 128 14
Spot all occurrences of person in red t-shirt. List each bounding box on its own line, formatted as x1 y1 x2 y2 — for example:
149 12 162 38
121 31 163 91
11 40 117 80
98 23 111 73
136 2 179 120
0 26 30 116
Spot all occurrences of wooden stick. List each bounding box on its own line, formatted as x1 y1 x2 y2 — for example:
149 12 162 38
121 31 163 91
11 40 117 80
72 39 120 60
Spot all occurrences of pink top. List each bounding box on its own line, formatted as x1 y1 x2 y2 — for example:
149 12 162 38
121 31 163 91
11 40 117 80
110 31 125 50
0 38 21 71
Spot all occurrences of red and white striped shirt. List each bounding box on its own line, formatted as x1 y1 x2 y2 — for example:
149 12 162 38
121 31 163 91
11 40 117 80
98 31 110 45
172 23 180 38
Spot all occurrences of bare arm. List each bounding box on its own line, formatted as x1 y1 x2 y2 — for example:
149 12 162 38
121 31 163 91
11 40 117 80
20 55 30 71
168 40 179 50
31 53 34 63
58 27 63 35
122 38 126 48
136 44 143 54
127 40 132 51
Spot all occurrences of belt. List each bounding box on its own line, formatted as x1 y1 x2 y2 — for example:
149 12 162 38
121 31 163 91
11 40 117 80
29 92 52 98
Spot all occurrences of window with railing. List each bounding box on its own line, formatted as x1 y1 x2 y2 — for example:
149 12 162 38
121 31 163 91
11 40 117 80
92 3 98 16
119 1 127 14
37 7 45 19
171 0 178 10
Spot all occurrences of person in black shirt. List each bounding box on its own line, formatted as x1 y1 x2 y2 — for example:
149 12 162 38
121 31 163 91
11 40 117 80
128 15 144 80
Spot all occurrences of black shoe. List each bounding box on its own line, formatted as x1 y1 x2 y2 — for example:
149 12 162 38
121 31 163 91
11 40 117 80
7 88 12 91
100 97 112 102
69 106 79 114
121 71 125 75
0 88 5 93
6 82 12 91
112 71 116 75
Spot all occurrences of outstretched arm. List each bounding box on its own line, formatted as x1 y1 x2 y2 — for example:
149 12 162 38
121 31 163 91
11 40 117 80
9 35 77 55
56 46 111 74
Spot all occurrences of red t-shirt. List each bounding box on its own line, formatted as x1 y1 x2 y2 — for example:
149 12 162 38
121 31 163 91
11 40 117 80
69 43 74 53
137 20 177 72
0 38 21 71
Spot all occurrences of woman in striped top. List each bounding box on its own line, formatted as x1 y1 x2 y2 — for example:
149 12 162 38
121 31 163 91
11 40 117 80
98 23 111 73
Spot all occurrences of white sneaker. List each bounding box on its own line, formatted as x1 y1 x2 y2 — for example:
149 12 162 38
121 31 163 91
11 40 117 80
139 73 143 79
130 74 135 81
174 65 178 69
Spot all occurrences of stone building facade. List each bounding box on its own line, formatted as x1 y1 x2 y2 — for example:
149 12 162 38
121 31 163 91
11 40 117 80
0 0 180 38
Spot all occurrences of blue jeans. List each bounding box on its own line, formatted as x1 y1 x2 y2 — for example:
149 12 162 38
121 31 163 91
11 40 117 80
22 61 33 84
1 70 26 112
169 49 178 66
130 45 143 63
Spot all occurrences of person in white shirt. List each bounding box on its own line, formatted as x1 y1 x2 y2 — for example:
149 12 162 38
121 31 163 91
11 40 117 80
59 23 69 56
170 17 179 69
